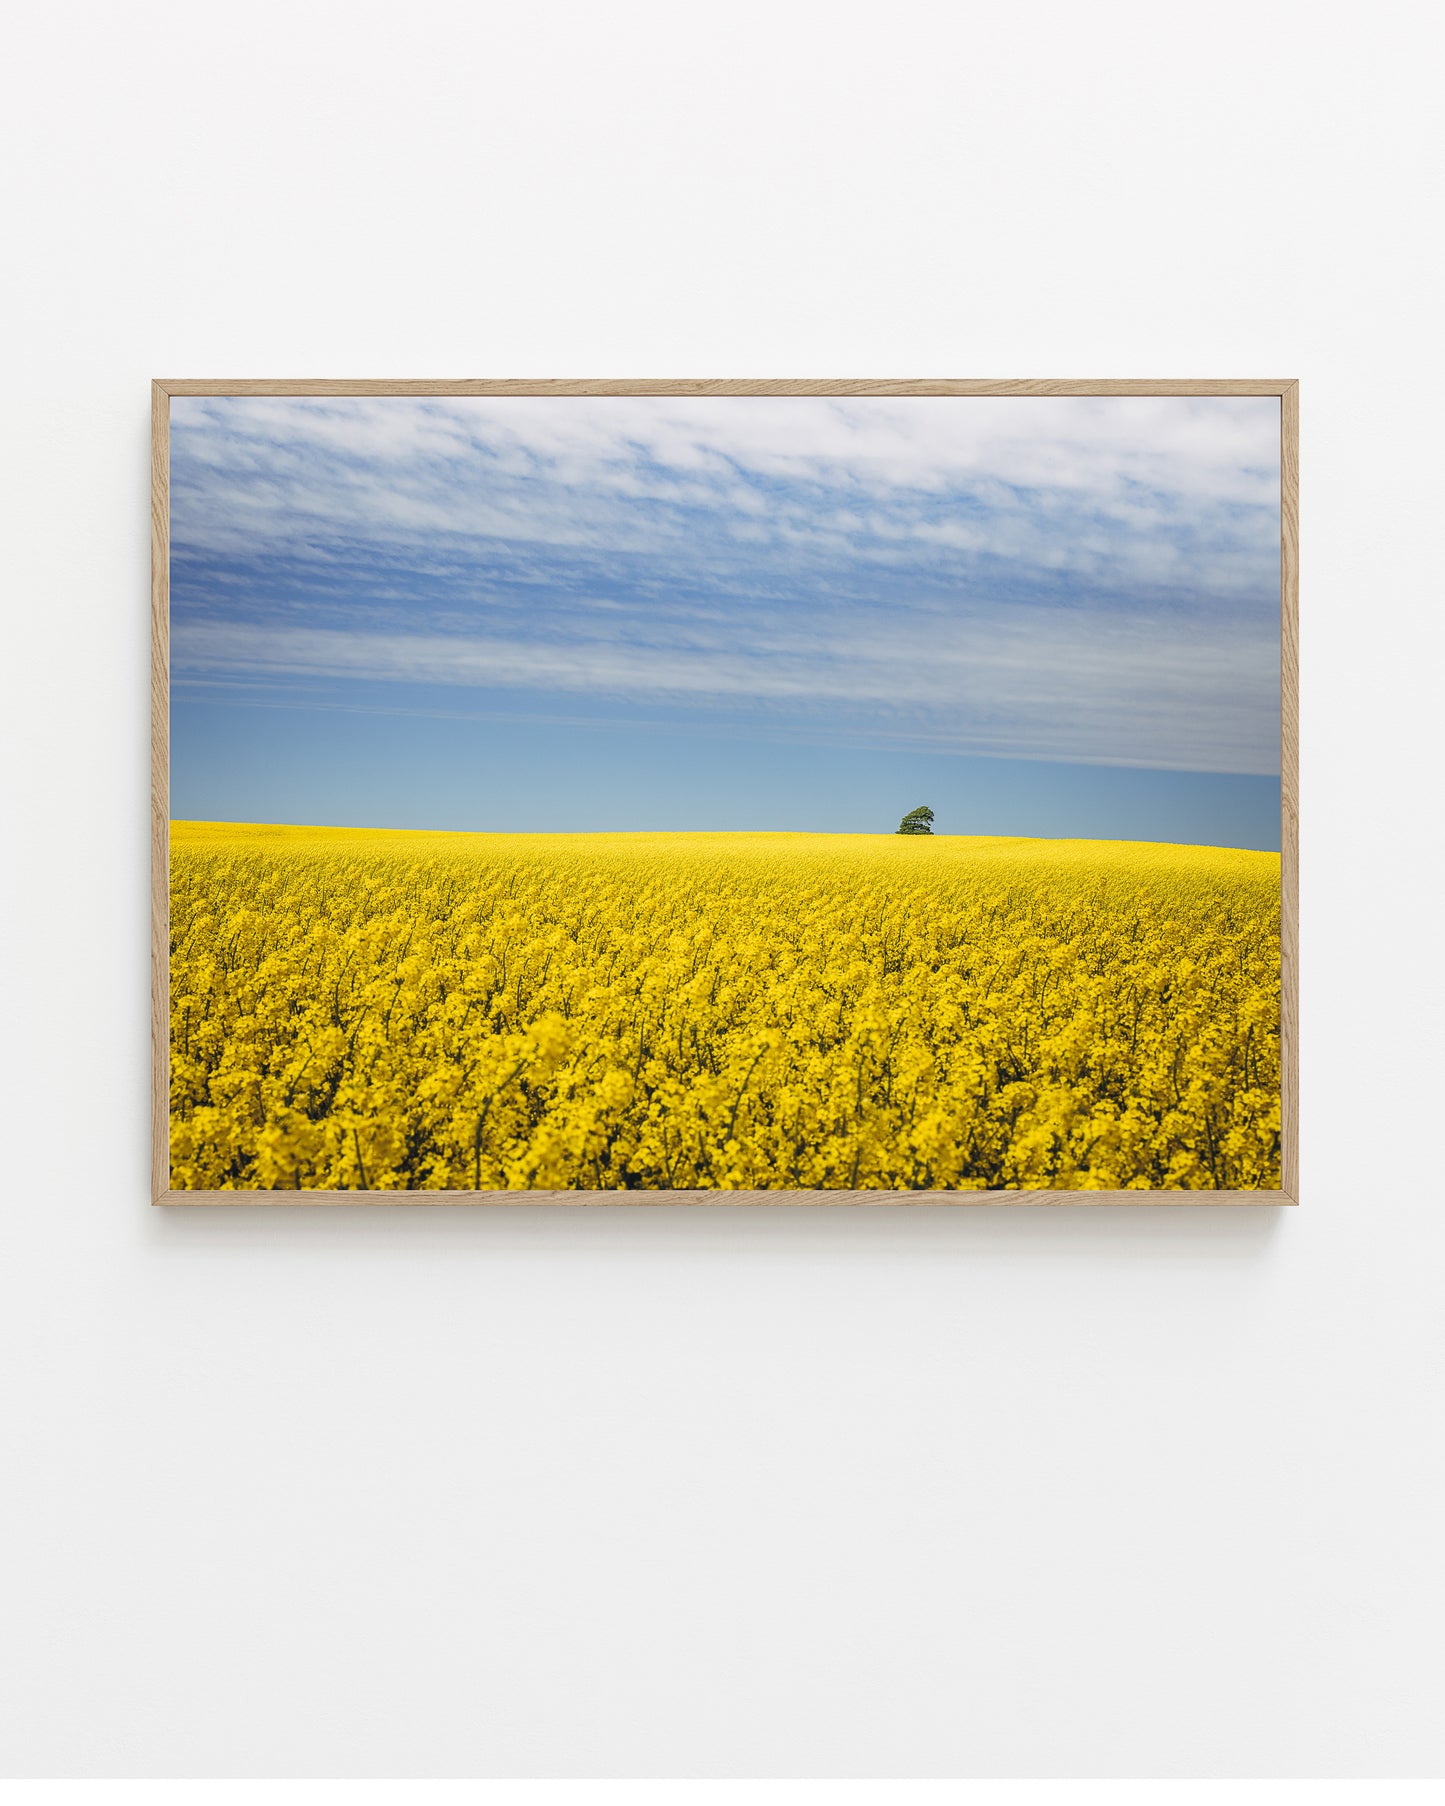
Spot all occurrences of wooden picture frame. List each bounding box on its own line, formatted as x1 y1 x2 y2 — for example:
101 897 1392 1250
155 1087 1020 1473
152 379 1298 1206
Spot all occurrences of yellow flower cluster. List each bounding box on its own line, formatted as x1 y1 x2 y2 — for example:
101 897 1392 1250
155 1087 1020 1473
169 823 1281 1192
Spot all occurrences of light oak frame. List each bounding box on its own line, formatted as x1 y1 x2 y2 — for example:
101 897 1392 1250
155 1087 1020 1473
152 379 1299 1206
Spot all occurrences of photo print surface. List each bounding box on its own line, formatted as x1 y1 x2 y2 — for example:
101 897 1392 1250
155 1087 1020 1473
162 390 1286 1197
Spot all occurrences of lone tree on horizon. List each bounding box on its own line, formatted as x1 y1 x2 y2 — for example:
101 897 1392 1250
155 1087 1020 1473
896 804 935 836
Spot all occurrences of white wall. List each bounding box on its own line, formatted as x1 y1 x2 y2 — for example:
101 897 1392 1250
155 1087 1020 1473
3 0 1442 1779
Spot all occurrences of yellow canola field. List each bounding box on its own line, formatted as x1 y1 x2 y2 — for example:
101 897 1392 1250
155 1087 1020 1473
169 823 1281 1192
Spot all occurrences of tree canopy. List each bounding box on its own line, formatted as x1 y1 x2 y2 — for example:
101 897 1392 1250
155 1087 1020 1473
896 804 935 836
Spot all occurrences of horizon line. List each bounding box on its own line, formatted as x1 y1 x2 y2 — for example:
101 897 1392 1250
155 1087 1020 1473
170 819 1281 855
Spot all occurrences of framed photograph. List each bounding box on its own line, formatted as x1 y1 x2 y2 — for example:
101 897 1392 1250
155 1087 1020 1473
152 379 1297 1205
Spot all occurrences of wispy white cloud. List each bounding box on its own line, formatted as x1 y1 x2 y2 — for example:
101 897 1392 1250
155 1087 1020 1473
172 393 1279 503
173 605 1278 776
170 395 1279 582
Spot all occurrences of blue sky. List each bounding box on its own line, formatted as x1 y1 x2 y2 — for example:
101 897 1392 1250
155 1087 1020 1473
169 395 1282 847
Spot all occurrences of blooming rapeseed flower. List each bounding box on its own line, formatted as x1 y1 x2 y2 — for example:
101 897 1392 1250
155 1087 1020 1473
169 824 1281 1192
